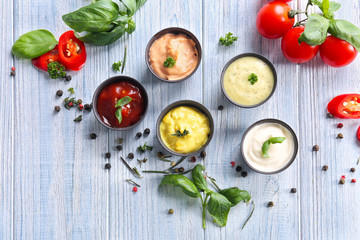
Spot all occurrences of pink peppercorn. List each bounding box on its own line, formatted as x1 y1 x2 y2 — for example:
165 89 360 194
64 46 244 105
341 175 346 179
133 187 138 192
79 104 84 110
351 179 357 183
337 123 343 128
69 102 73 107
231 161 235 167
190 156 196 163
11 67 15 71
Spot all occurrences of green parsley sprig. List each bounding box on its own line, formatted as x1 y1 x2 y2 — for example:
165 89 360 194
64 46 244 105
137 142 153 153
248 73 258 85
47 61 66 79
219 32 238 46
164 57 176 68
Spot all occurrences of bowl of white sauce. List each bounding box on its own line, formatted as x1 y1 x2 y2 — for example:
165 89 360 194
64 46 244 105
221 53 277 108
241 119 298 174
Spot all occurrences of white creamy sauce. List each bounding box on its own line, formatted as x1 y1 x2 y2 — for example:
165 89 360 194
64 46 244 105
223 56 274 106
243 122 295 172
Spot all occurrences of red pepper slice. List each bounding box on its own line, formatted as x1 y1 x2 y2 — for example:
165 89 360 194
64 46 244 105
357 125 360 141
31 45 60 71
58 30 86 71
327 94 360 119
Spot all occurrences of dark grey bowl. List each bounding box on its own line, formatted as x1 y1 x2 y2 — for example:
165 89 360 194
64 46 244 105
145 27 202 83
240 119 298 175
220 53 277 108
156 100 214 156
92 76 149 131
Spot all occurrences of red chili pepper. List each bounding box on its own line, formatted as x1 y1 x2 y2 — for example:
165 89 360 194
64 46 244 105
341 175 346 179
337 123 343 128
357 125 360 141
190 156 196 163
327 94 360 119
231 161 236 167
69 102 74 107
133 186 138 192
11 67 15 71
351 179 357 183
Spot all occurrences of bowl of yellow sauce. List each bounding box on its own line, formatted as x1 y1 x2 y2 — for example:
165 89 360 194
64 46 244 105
221 53 277 108
156 100 214 156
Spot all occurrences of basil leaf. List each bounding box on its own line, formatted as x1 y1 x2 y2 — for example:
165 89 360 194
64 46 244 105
321 0 333 19
115 108 122 124
115 96 132 108
12 29 57 59
262 137 286 158
269 137 286 144
311 0 341 12
125 18 136 34
78 24 126 46
207 192 232 227
219 187 251 206
298 14 329 46
119 0 147 16
328 19 360 51
62 1 119 33
191 164 207 191
160 174 201 198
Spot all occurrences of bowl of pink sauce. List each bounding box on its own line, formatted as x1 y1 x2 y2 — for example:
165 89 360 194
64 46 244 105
145 27 202 83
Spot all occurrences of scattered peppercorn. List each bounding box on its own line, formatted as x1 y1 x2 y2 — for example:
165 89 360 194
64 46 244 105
118 138 123 144
104 163 111 169
327 113 334 118
241 171 248 178
341 175 346 179
11 67 15 71
84 104 92 112
77 99 83 104
157 152 164 158
136 132 142 138
174 168 180 173
56 90 63 97
350 168 356 173
10 71 16 76
339 179 345 184
171 161 176 166
230 161 236 167
218 105 224 110
337 123 344 128
312 145 319 151
78 104 84 110
74 115 82 122
290 188 297 193
54 106 61 112
322 165 328 171
116 145 123 151
90 133 97 139
190 156 196 163
68 102 74 107
105 152 111 159
128 152 134 159
144 128 150 135
200 150 206 158
168 209 174 214
351 179 357 183
267 201 274 207
179 167 185 173
236 166 242 172
133 186 138 192
65 75 72 81
337 133 344 139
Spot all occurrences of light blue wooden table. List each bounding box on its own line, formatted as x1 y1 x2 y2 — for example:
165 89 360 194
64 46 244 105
1 0 360 239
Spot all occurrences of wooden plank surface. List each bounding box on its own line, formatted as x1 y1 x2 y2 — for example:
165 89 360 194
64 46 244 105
1 0 360 239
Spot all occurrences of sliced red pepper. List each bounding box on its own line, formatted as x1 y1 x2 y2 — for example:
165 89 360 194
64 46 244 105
357 125 360 141
31 45 60 71
58 30 86 71
327 94 360 119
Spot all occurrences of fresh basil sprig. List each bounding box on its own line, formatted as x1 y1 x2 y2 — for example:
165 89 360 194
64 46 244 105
262 137 286 158
160 164 251 229
115 96 132 124
298 14 329 46
12 29 58 59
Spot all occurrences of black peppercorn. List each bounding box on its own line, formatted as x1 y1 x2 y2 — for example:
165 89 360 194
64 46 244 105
168 209 174 214
84 104 92 112
236 166 242 172
118 138 123 144
218 105 224 110
128 152 134 159
116 145 123 151
174 168 180 173
65 75 72 81
179 167 185 173
327 113 334 118
10 71 16 76
56 90 63 97
267 201 274 207
136 132 142 138
337 133 344 139
77 99 83 104
350 168 356 173
105 163 111 169
241 171 248 177
200 150 206 158
144 128 150 135
54 106 61 112
90 133 97 139
290 188 297 193
312 145 319 151
322 165 328 171
339 179 345 184
105 152 111 159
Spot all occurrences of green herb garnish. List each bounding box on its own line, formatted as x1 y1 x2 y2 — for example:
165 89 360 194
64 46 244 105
112 61 122 72
48 61 66 79
114 96 132 124
67 87 75 95
73 115 82 122
172 129 190 137
137 142 153 153
164 57 176 68
219 32 238 46
248 73 258 85
121 45 127 73
262 137 286 158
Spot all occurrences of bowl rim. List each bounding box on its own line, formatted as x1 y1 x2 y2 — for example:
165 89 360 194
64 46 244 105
145 27 202 83
220 53 277 108
92 75 149 131
240 118 299 175
156 100 214 156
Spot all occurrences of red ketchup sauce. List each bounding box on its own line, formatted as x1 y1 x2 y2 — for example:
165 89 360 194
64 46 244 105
97 81 145 128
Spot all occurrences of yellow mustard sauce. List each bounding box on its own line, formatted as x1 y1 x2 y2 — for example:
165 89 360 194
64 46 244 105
160 106 210 153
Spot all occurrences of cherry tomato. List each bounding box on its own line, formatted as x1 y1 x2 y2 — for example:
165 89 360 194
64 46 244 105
327 94 360 119
274 0 292 2
31 45 60 71
320 36 358 68
357 125 360 141
256 2 295 39
281 26 319 64
58 30 86 71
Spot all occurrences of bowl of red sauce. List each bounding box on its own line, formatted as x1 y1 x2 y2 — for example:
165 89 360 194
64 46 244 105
92 76 149 130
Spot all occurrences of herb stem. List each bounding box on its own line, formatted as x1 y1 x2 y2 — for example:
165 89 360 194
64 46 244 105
158 158 172 163
125 179 141 187
142 170 170 174
241 201 255 230
121 45 127 74
167 157 186 170
305 0 312 17
180 168 193 175
207 175 221 192
202 193 210 229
